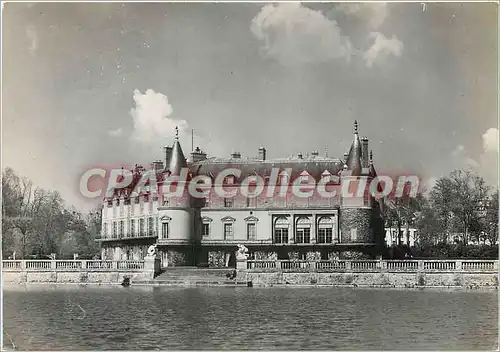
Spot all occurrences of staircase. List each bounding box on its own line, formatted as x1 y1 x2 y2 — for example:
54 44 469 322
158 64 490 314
132 267 249 286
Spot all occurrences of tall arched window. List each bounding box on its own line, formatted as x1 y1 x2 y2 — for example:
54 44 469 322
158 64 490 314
295 217 311 244
274 217 289 244
317 216 334 243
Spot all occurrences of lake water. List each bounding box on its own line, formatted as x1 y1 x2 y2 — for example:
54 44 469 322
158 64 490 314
2 285 498 350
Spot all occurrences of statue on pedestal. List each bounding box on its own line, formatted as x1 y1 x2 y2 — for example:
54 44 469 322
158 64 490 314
146 244 158 258
236 244 249 260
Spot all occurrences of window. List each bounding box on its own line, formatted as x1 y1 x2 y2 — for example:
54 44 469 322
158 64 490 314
296 227 310 244
103 222 108 237
119 220 124 237
116 199 120 206
224 198 233 208
274 228 288 244
107 200 113 207
296 218 311 244
351 228 357 241
317 228 333 244
112 222 117 238
246 197 251 207
226 176 234 185
224 223 233 240
280 172 289 185
140 201 144 214
148 217 154 236
130 219 135 237
162 222 169 239
134 197 140 204
247 223 256 240
203 223 210 237
139 218 145 236
317 217 334 244
274 217 289 244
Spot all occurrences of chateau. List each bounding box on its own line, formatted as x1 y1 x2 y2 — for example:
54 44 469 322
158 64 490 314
98 121 387 267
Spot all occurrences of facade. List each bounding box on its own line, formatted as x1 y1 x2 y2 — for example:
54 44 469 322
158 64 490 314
98 121 387 267
385 227 418 247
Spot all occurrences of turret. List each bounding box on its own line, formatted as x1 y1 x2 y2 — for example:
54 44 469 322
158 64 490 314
339 121 376 256
345 120 363 176
157 126 197 266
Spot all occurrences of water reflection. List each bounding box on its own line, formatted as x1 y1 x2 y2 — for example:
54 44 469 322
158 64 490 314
3 285 498 350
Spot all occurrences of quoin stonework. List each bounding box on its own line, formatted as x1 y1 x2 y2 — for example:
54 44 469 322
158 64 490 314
98 121 394 267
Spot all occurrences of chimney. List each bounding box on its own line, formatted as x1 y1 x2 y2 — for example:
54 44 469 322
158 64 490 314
298 153 303 159
311 151 319 156
151 160 164 172
258 147 266 161
361 137 369 168
231 151 241 159
164 146 173 167
343 152 349 163
191 146 207 163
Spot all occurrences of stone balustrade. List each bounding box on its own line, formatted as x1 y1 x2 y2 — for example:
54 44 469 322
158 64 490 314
2 260 146 271
2 259 159 285
246 259 499 273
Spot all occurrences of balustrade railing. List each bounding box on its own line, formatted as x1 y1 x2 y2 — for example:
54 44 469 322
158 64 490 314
2 260 146 271
245 259 498 273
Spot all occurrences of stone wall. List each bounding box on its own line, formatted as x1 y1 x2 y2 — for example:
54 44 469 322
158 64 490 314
2 270 151 285
244 272 498 288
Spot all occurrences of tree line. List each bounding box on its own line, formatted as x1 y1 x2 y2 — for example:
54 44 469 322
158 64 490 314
2 167 101 259
386 169 498 258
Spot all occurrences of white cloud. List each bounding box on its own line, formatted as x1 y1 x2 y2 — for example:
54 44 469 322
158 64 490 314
363 32 403 68
26 25 38 55
128 89 218 158
449 128 499 186
479 127 499 186
336 3 389 29
130 89 184 145
482 127 499 153
250 3 352 66
108 128 123 137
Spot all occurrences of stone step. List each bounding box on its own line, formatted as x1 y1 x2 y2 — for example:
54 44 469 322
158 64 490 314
132 279 249 287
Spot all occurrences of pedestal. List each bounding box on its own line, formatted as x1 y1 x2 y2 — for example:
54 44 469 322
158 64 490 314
236 258 247 271
145 256 161 278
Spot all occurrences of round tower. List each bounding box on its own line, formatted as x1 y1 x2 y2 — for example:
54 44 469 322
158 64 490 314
157 127 197 266
338 121 377 259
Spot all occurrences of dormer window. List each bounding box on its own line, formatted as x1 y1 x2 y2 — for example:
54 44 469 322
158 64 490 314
300 170 311 183
225 176 235 185
224 198 233 208
115 199 120 206
280 171 289 185
321 170 332 182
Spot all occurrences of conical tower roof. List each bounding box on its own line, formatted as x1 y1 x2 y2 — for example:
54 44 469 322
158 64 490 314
167 127 187 175
345 120 362 176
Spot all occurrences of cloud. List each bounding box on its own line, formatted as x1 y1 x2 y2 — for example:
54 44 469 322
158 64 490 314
482 127 499 153
250 3 403 69
250 3 352 66
336 3 389 29
129 89 183 145
479 127 499 186
26 25 38 55
450 128 499 186
108 128 123 137
128 89 219 159
363 32 403 68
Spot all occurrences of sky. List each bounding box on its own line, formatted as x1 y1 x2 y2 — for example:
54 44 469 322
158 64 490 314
2 2 499 210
